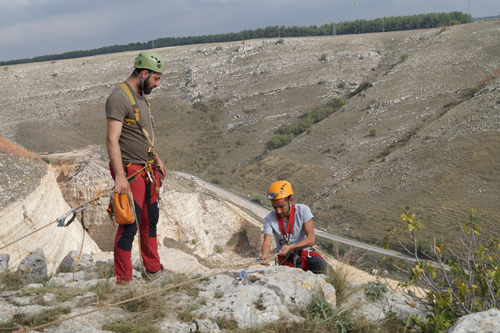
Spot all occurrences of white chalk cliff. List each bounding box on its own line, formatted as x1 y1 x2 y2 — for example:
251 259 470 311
0 165 101 274
0 144 264 276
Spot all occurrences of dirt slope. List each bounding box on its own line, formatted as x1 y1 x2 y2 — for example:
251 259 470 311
1 20 499 250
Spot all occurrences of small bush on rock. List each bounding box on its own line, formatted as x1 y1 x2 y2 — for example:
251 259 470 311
383 207 500 332
363 279 388 300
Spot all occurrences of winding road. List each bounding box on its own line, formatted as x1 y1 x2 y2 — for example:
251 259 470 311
173 171 421 263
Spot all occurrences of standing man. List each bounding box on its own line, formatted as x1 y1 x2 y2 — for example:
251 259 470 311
260 180 328 274
106 51 167 283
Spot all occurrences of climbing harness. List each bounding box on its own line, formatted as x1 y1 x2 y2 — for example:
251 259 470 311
275 204 325 271
120 82 156 156
120 82 162 200
277 204 295 245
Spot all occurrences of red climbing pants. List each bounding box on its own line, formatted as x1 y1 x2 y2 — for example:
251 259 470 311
110 163 162 283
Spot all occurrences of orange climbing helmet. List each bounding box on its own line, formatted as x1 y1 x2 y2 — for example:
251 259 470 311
267 180 293 200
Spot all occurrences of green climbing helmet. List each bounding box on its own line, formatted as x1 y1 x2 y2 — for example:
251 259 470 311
134 51 165 74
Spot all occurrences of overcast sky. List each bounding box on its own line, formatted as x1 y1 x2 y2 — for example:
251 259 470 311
0 0 498 62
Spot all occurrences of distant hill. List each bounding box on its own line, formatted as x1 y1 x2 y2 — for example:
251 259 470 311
474 15 500 21
1 20 499 253
0 11 470 66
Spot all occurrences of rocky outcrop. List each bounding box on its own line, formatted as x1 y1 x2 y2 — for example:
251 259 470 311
0 251 336 332
0 163 100 275
448 308 500 333
47 148 264 258
0 247 435 332
49 150 115 252
159 188 263 258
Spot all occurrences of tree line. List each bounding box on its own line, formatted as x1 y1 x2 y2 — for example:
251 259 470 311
0 11 470 66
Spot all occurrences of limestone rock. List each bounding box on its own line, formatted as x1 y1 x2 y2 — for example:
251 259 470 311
196 266 335 329
0 165 101 275
350 283 431 322
0 254 9 272
56 250 95 274
195 318 220 332
17 248 48 283
448 308 500 333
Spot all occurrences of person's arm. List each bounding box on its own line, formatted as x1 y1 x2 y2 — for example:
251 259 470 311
106 118 130 194
155 152 167 180
260 234 273 262
278 219 315 256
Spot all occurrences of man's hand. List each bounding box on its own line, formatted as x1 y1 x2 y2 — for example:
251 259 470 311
114 174 130 194
259 253 268 262
278 244 293 256
155 154 167 181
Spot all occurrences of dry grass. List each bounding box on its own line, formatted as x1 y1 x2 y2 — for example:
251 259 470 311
12 306 71 328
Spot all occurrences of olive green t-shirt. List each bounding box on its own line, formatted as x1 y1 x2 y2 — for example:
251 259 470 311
105 82 155 164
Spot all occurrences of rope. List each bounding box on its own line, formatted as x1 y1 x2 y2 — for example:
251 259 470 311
3 257 263 332
1 250 320 331
72 211 86 281
0 189 112 252
0 162 154 252
134 215 150 279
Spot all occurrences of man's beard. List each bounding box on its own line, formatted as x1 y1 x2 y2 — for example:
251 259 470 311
143 79 155 95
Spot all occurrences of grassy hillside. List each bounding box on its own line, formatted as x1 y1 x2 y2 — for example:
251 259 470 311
1 20 499 250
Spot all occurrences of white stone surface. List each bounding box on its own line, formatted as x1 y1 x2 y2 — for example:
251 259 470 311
0 166 101 274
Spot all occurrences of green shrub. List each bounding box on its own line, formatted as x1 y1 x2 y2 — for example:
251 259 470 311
363 279 388 300
320 53 327 61
268 133 293 150
400 54 408 61
383 208 500 331
306 294 354 332
337 81 346 89
268 98 345 150
276 38 284 44
214 245 223 254
349 81 372 97
211 178 223 186
463 87 479 97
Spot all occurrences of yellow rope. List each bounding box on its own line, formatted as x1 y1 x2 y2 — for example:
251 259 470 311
0 161 155 252
4 257 266 332
72 217 86 281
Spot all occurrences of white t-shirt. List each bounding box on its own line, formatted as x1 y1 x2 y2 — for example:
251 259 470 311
263 204 314 251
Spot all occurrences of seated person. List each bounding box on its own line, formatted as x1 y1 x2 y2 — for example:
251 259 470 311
259 180 328 274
